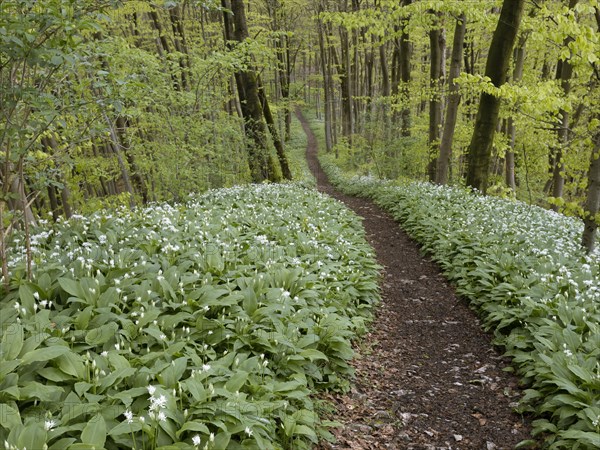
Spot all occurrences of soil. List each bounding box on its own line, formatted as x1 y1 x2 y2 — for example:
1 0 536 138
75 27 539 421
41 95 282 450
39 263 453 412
297 111 535 450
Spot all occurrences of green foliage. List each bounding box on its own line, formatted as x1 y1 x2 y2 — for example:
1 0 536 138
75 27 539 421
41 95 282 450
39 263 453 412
0 183 380 449
319 157 600 449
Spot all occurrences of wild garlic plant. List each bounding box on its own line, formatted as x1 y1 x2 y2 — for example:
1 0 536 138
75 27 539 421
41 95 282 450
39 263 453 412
0 184 380 450
321 155 600 449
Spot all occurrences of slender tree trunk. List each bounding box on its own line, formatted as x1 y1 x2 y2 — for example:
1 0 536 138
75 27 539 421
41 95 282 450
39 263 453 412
465 0 525 193
103 113 136 208
149 9 181 90
427 12 445 182
317 8 334 152
169 4 191 91
116 117 149 203
379 39 391 139
582 119 600 253
505 35 526 191
399 0 412 137
436 14 466 185
338 11 354 143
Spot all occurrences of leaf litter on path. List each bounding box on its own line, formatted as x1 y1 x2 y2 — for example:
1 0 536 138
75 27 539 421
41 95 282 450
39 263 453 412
297 111 535 450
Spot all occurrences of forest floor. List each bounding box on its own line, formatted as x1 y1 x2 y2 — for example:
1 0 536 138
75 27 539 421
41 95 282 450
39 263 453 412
297 111 535 450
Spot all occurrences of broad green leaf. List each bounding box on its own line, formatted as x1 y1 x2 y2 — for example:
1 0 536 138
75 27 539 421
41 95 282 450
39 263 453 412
0 323 23 361
20 382 64 402
108 420 143 436
176 421 210 439
0 403 21 428
68 444 101 450
213 431 231 449
58 278 83 298
85 322 119 346
225 370 248 393
58 352 86 378
18 284 35 314
21 345 70 365
81 413 106 448
299 349 328 362
184 377 207 403
158 356 188 387
17 421 47 450
49 438 77 450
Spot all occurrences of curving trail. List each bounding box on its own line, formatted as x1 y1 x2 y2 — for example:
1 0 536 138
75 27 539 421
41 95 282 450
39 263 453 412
297 111 534 450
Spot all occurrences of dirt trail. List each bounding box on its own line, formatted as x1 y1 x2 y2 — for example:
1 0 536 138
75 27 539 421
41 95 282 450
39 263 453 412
297 111 533 450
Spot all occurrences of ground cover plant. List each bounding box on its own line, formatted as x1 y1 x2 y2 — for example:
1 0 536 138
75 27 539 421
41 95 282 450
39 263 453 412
319 155 600 449
0 183 380 450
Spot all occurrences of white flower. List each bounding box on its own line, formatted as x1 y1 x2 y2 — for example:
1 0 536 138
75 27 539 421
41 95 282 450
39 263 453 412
192 434 202 446
245 426 253 436
157 411 167 422
202 364 211 372
124 410 133 424
101 351 108 357
44 419 56 431
147 385 157 396
150 394 168 411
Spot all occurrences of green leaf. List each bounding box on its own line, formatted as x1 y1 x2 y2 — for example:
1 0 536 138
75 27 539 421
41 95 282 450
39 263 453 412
184 378 207 403
567 364 593 384
68 444 101 450
59 277 83 298
58 352 86 378
108 420 143 436
300 349 328 362
20 382 64 402
560 430 600 446
21 345 70 365
18 284 35 313
49 438 77 450
17 422 47 450
158 357 188 387
213 431 231 448
0 403 21 428
225 370 248 393
85 322 119 346
1 323 24 361
81 413 107 448
176 421 210 439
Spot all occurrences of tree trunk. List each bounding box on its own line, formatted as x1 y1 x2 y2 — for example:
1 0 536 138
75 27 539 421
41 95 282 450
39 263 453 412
465 0 525 193
379 39 391 139
223 0 277 182
339 10 354 143
169 4 191 91
116 117 149 203
399 0 412 137
257 76 293 180
436 14 466 185
505 35 526 191
317 7 334 152
427 12 445 182
582 123 600 253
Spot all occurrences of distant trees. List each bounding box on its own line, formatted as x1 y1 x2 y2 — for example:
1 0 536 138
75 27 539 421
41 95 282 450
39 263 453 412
2 0 599 255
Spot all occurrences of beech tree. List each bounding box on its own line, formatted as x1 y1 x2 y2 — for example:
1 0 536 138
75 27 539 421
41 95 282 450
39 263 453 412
465 0 526 193
436 13 466 185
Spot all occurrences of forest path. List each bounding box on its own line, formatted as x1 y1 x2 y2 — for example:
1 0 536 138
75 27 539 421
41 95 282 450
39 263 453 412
297 110 533 450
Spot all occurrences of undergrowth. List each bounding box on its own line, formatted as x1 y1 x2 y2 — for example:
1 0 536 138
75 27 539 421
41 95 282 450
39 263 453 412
318 152 600 450
0 183 380 450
